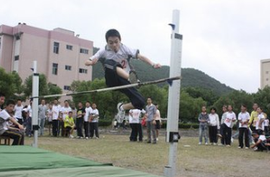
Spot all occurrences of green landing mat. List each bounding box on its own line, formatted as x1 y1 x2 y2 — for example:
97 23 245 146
0 146 160 177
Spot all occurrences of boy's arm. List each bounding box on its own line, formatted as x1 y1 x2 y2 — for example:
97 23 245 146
10 117 24 130
137 54 161 69
85 58 98 66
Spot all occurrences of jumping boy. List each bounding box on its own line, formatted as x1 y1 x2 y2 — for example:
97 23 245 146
85 29 161 119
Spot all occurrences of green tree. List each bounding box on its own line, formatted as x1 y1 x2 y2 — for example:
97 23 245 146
179 90 206 122
0 68 24 99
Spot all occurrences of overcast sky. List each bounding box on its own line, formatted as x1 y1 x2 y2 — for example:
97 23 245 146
1 0 270 93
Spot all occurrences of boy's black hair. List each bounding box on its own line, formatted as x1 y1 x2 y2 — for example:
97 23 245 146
210 107 217 112
105 29 121 42
6 99 15 106
17 98 22 101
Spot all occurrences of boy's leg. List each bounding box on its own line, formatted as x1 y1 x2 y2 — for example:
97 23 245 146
209 126 213 143
199 125 203 144
244 128 249 148
147 121 151 143
239 128 244 148
152 121 156 143
2 130 23 145
204 125 208 144
94 123 99 138
90 123 94 138
213 126 217 143
138 123 143 141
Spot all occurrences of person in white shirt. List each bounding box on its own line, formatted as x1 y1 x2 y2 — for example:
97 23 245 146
52 99 61 137
14 99 24 124
0 99 24 145
38 99 48 136
251 132 269 151
208 107 220 145
129 108 145 142
224 105 236 146
84 101 92 139
89 103 99 139
60 100 72 136
238 105 250 149
256 107 265 135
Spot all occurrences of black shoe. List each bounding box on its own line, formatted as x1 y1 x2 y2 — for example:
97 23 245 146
147 141 151 143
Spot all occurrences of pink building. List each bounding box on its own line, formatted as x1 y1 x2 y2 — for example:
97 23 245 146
0 23 93 97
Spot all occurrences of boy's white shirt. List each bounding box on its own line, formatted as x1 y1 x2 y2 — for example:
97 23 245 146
0 109 11 134
129 109 142 124
52 105 61 120
259 135 266 141
224 111 236 128
91 109 99 123
84 106 93 122
60 106 72 120
256 113 265 130
238 111 250 128
208 113 220 129
14 104 23 119
90 44 138 73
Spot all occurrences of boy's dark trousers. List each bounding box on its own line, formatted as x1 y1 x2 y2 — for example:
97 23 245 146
220 123 225 144
52 120 59 137
224 125 232 145
76 118 83 137
238 127 249 148
90 122 99 138
2 129 24 145
137 123 143 141
209 125 217 143
129 123 136 141
84 121 90 138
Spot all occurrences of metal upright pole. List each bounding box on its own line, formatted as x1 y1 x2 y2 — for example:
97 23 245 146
164 9 182 177
32 61 39 148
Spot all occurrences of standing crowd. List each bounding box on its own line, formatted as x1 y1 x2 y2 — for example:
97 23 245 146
0 92 100 145
128 97 162 144
198 103 270 151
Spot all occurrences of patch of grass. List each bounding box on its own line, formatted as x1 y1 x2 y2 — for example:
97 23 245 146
25 134 269 177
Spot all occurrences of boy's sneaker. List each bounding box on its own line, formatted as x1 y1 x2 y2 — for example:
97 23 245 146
245 147 249 150
85 137 89 140
217 134 222 138
198 142 202 145
205 143 208 145
69 135 74 138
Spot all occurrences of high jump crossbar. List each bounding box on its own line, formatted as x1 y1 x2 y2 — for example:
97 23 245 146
32 76 181 99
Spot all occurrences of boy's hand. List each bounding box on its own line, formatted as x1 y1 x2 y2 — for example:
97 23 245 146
18 124 24 130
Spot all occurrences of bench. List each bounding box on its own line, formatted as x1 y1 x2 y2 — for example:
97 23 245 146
0 136 11 145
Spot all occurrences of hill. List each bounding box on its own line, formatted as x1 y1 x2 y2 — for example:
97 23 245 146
92 59 234 96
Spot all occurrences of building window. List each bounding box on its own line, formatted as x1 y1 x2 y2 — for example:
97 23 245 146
66 45 73 50
64 85 71 90
266 78 269 81
52 63 58 75
80 48 89 54
79 68 87 74
266 71 269 74
65 65 72 70
53 42 59 54
14 55 19 61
